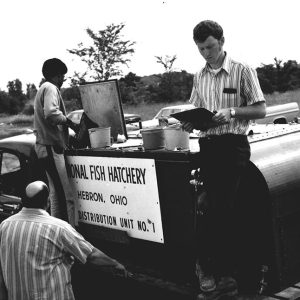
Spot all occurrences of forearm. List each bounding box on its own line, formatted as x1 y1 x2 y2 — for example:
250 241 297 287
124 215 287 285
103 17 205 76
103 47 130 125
86 247 120 268
233 101 266 120
46 114 67 125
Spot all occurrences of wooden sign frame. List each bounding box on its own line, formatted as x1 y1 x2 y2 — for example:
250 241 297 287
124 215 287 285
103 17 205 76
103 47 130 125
78 79 127 140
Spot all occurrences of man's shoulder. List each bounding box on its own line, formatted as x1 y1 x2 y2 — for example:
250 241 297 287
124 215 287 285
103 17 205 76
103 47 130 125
0 209 70 230
45 81 58 90
39 81 58 93
34 213 72 230
227 55 254 71
35 82 57 98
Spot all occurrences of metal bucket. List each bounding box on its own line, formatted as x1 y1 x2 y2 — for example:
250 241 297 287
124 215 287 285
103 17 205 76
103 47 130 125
164 127 190 150
88 127 111 148
141 128 165 150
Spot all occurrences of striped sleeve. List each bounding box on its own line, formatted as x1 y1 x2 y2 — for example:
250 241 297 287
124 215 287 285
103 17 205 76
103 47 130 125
189 74 205 107
60 225 94 264
241 65 265 105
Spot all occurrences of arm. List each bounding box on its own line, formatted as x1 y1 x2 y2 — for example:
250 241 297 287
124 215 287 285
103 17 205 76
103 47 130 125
231 101 266 120
182 101 266 131
43 85 68 126
212 101 266 124
61 225 128 278
86 247 128 277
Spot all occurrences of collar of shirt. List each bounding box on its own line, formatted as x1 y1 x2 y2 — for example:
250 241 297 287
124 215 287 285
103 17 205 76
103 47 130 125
201 52 231 75
21 207 50 216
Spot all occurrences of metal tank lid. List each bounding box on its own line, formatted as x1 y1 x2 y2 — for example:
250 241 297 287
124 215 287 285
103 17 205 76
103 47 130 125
247 123 300 143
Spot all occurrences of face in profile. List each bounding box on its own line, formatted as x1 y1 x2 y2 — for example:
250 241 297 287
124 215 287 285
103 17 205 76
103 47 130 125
57 74 66 88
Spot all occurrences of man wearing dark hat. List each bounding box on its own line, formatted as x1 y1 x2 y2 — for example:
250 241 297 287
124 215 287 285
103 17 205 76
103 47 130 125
0 181 127 300
34 58 78 226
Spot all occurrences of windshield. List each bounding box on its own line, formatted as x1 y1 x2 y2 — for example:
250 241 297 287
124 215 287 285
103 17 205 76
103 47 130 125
155 108 182 119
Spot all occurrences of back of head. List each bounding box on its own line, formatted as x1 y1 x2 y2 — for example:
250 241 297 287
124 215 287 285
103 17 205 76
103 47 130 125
23 181 49 209
193 20 223 43
42 58 68 81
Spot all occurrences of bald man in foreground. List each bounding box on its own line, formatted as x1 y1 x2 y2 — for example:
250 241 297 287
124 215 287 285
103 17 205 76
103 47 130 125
0 181 127 300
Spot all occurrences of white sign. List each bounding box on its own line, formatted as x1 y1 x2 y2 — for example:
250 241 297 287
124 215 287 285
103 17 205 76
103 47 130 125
66 155 164 243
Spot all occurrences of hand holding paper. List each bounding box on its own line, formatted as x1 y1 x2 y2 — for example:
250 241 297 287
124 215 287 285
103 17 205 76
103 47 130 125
170 108 216 130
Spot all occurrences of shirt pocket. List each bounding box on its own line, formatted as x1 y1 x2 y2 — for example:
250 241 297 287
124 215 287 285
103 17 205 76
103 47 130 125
222 88 238 107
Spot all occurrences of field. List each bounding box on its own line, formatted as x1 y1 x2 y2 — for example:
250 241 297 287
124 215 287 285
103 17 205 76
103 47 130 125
0 88 300 140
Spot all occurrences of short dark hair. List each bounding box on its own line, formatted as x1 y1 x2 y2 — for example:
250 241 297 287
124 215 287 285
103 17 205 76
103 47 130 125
42 58 68 81
193 20 223 43
22 181 49 209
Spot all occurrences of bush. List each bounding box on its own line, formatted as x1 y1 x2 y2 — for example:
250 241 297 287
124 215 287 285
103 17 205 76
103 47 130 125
22 104 34 115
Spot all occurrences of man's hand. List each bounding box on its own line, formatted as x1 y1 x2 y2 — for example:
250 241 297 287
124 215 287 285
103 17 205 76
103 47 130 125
66 118 80 133
87 248 131 279
181 121 194 133
211 108 231 124
113 262 131 279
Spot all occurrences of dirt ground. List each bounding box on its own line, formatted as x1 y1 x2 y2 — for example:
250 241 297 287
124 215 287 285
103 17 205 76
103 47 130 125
71 262 272 300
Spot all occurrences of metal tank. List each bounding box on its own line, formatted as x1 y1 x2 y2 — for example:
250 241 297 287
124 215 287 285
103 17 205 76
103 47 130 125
246 124 300 291
65 123 300 295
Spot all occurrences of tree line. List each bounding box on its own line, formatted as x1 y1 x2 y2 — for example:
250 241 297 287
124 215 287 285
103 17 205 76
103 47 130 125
1 23 300 115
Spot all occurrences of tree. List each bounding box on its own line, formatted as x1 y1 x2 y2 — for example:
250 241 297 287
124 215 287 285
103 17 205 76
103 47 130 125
256 58 300 93
26 83 37 100
155 55 177 73
118 72 142 104
67 23 136 84
155 55 178 102
0 90 21 114
7 79 23 98
6 79 27 113
61 86 82 112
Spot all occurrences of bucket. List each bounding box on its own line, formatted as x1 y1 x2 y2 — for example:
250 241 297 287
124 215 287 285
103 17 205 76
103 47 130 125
141 127 165 150
88 127 111 148
164 127 189 150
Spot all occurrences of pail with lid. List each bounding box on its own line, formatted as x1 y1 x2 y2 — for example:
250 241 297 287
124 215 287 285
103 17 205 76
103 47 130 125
88 127 111 148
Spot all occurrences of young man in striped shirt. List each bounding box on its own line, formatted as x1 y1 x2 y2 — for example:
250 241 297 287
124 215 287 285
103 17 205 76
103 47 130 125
0 181 127 300
182 20 266 293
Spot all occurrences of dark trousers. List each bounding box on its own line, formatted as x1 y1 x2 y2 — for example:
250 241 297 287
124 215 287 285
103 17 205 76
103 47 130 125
197 134 250 277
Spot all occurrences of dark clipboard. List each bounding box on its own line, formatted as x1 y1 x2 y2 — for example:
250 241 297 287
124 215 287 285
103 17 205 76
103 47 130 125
170 107 215 129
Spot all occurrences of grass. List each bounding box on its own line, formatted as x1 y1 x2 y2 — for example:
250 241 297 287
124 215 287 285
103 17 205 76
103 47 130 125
0 114 34 139
264 89 300 105
1 88 300 140
122 100 188 120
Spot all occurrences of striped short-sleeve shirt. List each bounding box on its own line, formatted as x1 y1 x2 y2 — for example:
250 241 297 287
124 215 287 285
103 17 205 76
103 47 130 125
0 208 94 300
189 53 265 136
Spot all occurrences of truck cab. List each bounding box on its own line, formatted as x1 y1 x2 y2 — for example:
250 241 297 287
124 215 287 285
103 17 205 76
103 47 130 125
255 102 299 124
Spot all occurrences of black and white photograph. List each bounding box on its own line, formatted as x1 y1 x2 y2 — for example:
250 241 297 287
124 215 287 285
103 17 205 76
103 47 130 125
0 0 300 299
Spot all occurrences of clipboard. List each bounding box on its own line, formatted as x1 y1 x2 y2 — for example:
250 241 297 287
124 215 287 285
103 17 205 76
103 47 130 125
170 107 215 129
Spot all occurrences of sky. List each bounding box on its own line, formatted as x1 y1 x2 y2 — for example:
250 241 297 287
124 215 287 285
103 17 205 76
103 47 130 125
1 0 299 91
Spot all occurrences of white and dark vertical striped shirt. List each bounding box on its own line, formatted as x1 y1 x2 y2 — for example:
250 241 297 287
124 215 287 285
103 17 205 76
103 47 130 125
0 208 94 300
189 53 265 137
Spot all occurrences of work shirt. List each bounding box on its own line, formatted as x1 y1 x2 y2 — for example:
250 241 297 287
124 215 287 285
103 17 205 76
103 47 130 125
189 53 265 137
0 208 94 300
34 81 69 148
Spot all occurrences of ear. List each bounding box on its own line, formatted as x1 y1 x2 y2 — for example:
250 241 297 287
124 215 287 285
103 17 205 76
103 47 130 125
219 36 225 46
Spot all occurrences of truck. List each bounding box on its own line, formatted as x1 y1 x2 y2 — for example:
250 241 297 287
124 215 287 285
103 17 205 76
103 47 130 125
1 80 300 299
255 102 299 124
63 122 300 298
